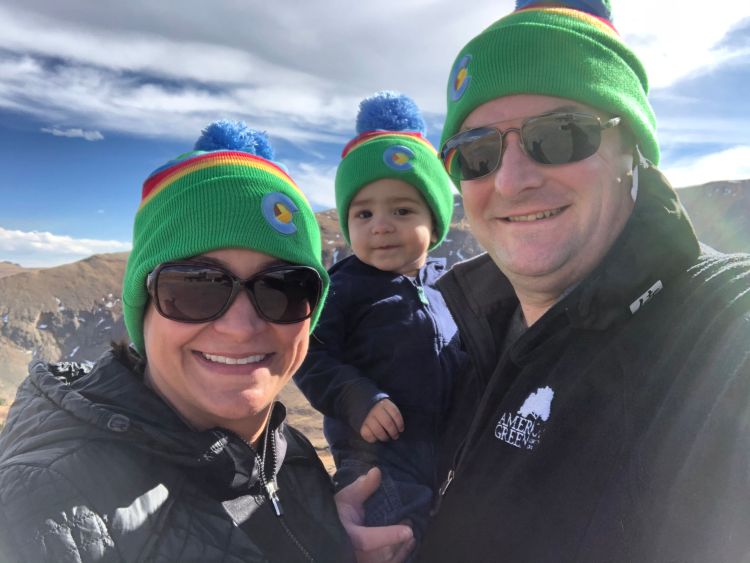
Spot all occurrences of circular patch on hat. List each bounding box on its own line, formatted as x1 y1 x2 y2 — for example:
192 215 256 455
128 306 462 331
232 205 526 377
383 145 415 171
449 54 472 102
262 192 299 235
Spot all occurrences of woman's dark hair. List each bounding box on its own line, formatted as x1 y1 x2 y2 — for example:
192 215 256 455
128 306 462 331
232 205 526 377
110 339 146 374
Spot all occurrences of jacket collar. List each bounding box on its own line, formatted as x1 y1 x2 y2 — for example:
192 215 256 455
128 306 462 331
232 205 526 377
330 253 447 284
560 164 700 330
19 351 291 498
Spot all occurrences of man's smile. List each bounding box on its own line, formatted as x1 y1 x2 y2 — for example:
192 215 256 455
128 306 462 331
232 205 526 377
502 206 567 223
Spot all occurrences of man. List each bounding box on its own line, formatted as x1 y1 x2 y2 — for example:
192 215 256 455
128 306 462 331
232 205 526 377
337 1 750 561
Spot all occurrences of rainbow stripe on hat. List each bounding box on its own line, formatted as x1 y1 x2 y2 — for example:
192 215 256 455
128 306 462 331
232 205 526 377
513 5 619 35
341 131 437 159
139 150 306 211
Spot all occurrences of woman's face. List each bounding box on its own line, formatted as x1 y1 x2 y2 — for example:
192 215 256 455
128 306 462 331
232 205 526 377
142 248 311 443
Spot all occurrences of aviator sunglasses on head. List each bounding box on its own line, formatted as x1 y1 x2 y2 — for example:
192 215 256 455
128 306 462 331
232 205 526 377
147 261 323 324
440 112 621 181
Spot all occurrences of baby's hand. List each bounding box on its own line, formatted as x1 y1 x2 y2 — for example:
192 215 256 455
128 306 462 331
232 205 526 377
360 399 404 443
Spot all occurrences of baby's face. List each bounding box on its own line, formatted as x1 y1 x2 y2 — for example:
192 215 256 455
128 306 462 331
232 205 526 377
347 179 436 276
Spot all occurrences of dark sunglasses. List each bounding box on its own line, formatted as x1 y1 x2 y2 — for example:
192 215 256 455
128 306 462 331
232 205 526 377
146 261 323 324
440 112 621 181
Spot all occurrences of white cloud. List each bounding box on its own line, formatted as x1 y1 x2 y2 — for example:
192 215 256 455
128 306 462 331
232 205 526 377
0 4 322 87
620 5 750 89
41 127 104 141
0 227 131 267
661 146 750 188
0 0 747 148
289 162 338 211
0 11 347 147
0 48 359 146
664 115 750 145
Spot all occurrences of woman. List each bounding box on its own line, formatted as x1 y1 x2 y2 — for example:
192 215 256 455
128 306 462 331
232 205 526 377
0 121 355 562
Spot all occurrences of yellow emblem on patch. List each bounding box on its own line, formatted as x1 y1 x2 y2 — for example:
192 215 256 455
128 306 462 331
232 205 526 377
274 202 293 224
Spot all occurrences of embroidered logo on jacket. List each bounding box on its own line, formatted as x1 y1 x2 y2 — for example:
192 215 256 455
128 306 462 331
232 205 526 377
494 386 554 450
629 280 663 314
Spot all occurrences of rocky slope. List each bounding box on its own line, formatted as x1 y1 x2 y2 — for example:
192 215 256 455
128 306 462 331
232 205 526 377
0 261 29 279
0 253 129 398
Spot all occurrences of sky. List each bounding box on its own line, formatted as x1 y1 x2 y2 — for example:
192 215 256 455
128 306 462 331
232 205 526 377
1 0 749 267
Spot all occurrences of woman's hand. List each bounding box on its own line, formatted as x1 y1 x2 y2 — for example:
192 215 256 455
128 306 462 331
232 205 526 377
359 399 404 443
335 467 415 562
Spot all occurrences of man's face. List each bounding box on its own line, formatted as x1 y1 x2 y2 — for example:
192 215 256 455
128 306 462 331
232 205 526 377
459 94 635 301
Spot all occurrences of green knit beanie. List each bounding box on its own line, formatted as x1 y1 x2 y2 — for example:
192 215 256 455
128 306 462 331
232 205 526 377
336 91 454 249
441 0 658 188
122 120 329 354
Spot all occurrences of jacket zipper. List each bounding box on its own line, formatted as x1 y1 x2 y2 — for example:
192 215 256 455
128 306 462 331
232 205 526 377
411 271 445 492
433 266 515 514
433 351 504 514
278 512 314 562
433 446 461 514
415 283 430 306
252 430 315 562
438 468 455 497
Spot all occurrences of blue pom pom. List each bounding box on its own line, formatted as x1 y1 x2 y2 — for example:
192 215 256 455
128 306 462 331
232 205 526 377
355 91 426 135
514 0 611 21
194 119 274 160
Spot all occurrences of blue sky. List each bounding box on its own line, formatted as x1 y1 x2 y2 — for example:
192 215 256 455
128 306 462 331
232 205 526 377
1 0 749 267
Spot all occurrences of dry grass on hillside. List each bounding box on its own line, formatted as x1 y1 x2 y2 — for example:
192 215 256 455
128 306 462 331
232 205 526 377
0 263 31 279
279 383 334 472
0 253 128 317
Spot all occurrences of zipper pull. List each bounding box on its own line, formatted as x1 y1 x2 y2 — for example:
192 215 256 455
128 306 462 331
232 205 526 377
416 285 429 306
431 469 455 516
438 468 455 497
265 478 284 516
